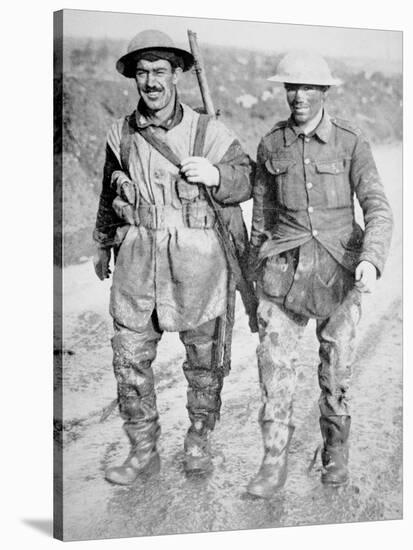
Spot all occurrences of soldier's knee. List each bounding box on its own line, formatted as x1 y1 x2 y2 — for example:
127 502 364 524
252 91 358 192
183 362 223 388
184 341 215 370
112 331 158 366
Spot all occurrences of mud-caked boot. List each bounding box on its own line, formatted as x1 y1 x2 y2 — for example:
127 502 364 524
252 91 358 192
320 415 351 486
247 424 294 498
105 421 161 486
183 418 213 475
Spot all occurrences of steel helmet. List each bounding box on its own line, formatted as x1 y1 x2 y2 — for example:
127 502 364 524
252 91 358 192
268 50 342 86
116 29 195 78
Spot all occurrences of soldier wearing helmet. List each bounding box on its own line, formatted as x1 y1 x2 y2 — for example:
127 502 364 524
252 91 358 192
247 50 393 497
93 30 252 484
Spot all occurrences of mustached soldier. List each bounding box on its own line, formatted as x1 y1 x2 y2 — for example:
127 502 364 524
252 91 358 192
247 51 393 498
93 30 251 484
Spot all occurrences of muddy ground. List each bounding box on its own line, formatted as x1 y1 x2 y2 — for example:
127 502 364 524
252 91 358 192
59 144 402 541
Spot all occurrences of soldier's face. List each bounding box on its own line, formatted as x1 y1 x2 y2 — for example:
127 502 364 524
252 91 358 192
135 59 181 112
285 84 328 125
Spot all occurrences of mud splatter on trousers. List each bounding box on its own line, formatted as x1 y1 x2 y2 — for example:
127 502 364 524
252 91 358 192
255 288 362 463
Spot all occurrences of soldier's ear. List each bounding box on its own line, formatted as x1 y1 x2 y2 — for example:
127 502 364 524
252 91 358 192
322 86 330 100
172 67 183 85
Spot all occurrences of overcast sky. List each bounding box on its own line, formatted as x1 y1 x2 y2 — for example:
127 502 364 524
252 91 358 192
63 9 402 68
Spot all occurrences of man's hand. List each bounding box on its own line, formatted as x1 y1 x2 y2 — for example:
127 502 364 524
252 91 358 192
93 247 112 280
180 157 220 188
355 260 377 293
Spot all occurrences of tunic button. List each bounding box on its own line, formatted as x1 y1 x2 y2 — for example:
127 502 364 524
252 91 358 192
306 182 313 189
294 273 300 281
304 158 310 165
287 295 294 303
312 230 318 237
305 137 310 143
308 206 314 213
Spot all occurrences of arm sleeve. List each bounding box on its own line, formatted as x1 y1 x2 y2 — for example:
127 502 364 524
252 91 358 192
211 138 253 205
351 134 393 276
92 143 124 248
248 139 278 279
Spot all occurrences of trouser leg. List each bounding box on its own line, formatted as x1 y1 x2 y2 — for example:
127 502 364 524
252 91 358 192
179 317 222 473
247 296 307 497
105 313 162 485
316 288 362 417
316 288 362 485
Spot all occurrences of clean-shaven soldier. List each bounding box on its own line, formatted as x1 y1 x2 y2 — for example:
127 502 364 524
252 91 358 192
93 30 251 484
247 51 393 498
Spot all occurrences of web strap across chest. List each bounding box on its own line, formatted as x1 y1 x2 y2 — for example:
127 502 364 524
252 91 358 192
119 111 212 172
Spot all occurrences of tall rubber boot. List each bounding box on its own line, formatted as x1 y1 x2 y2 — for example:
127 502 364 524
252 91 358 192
247 424 294 498
105 370 161 486
180 319 223 475
105 419 161 485
319 415 351 486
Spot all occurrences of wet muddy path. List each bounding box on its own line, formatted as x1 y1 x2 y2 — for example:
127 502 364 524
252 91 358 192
59 145 402 540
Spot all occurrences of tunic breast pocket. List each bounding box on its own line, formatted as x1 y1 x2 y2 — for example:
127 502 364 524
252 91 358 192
264 158 298 209
315 158 352 208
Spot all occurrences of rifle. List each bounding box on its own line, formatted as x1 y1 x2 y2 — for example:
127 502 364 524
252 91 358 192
187 30 259 362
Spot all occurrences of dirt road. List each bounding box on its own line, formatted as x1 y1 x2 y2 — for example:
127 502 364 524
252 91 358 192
59 144 402 541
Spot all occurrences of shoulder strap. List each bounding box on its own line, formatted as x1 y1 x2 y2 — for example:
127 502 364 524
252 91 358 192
331 117 362 137
265 119 288 137
193 114 212 157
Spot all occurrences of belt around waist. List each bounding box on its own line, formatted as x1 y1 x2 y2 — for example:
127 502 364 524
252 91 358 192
137 204 216 230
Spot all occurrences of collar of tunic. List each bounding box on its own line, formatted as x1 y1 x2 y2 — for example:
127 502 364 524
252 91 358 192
284 110 333 146
135 94 183 131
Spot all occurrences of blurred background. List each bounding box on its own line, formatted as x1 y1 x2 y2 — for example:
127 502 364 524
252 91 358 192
54 10 402 265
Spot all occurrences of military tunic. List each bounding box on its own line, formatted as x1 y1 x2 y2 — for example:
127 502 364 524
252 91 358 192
94 101 251 332
250 112 393 319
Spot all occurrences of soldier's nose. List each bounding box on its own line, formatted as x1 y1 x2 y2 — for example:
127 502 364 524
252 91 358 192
147 73 156 86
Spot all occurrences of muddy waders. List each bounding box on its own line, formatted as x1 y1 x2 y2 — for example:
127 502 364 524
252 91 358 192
105 316 223 483
105 322 162 486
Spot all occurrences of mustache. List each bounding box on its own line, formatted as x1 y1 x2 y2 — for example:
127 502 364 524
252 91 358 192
143 87 163 93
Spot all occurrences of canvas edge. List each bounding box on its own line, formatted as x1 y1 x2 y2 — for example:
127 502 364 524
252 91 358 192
53 8 64 542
